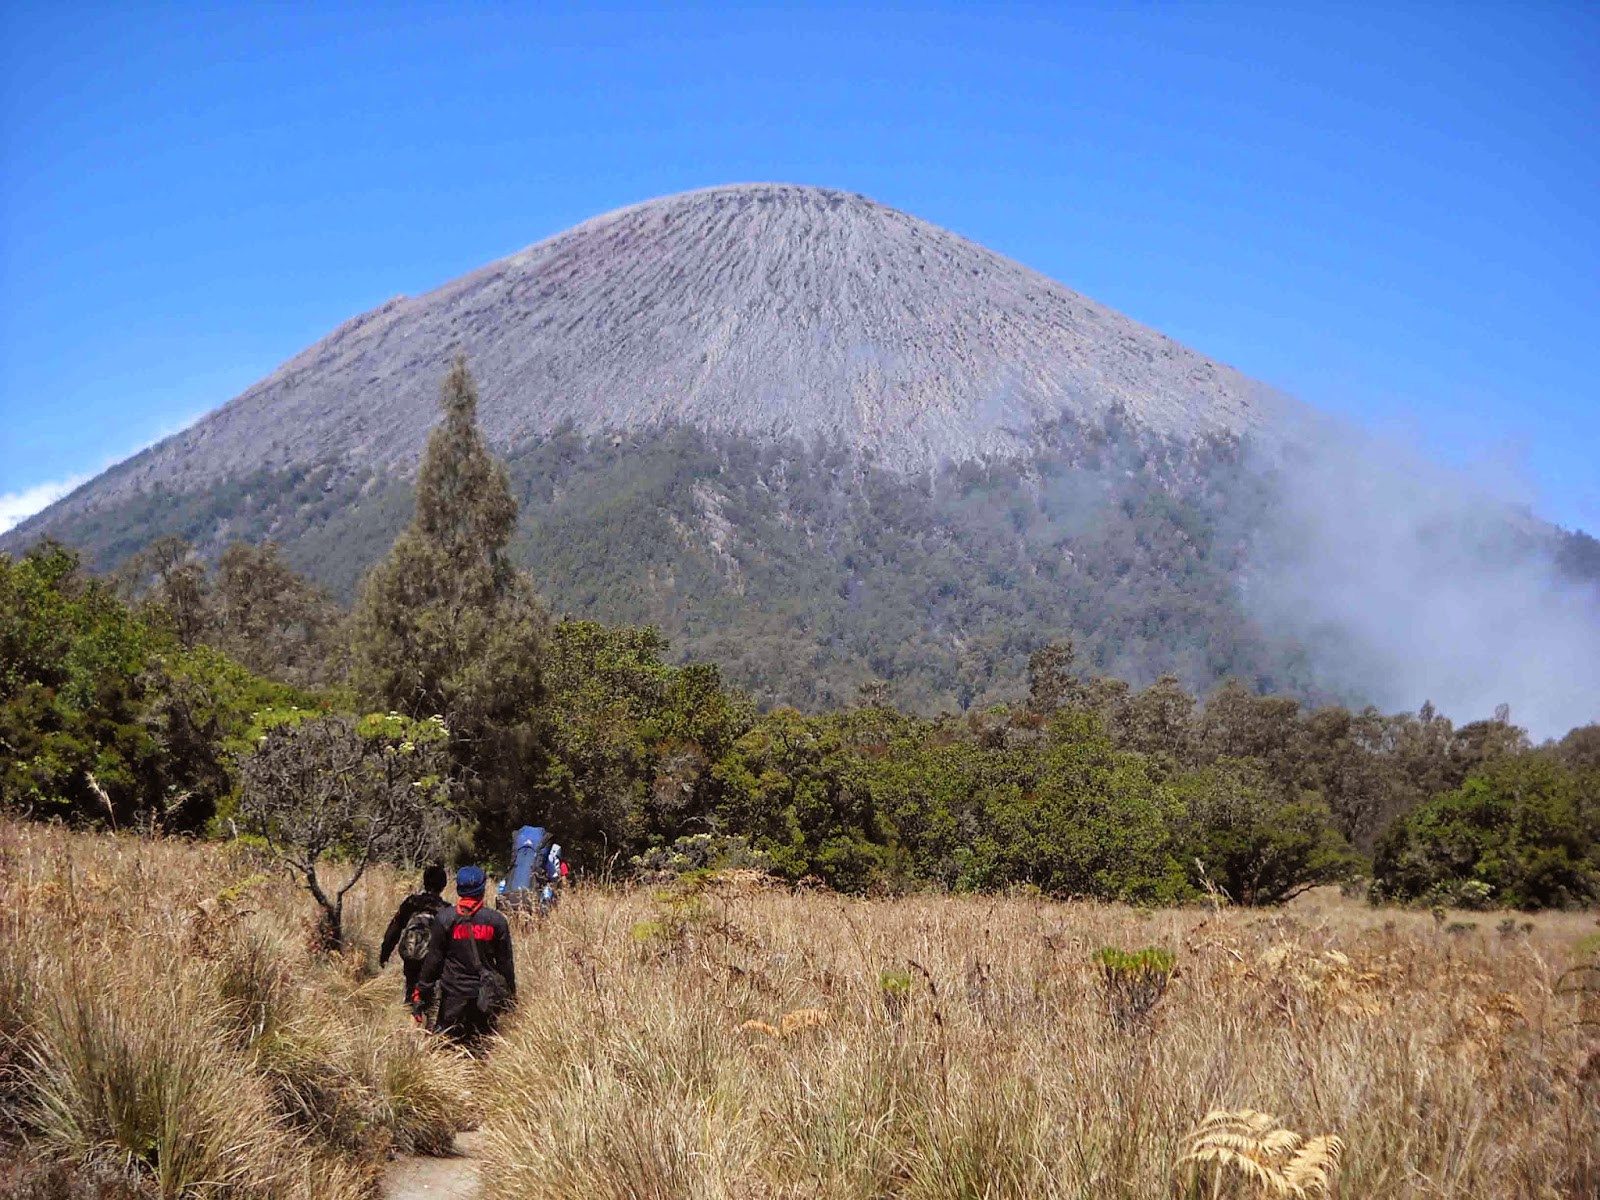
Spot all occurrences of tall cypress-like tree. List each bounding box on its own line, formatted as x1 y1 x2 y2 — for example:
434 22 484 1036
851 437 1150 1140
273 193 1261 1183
351 356 546 847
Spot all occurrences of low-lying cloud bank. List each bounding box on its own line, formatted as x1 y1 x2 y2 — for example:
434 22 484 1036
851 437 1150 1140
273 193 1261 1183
1244 418 1599 741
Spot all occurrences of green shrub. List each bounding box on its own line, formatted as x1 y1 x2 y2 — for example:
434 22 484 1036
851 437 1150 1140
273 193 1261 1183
1373 757 1596 909
879 967 913 1020
1094 946 1175 1029
1175 761 1358 905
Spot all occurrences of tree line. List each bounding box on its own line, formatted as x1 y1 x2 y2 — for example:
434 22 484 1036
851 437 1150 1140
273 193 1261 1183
4 359 1596 910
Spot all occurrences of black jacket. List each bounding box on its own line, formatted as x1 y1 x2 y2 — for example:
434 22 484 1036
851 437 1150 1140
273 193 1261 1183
379 891 450 966
417 899 516 1010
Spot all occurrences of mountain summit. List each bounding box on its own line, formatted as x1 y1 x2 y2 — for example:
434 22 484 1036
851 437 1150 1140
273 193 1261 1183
38 184 1279 516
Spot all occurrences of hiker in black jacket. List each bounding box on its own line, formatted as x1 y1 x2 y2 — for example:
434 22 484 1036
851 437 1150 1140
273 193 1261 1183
379 864 451 1008
414 865 516 1047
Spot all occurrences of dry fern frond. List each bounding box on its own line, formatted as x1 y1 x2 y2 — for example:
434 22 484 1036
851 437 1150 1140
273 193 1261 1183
779 1007 829 1036
1282 1135 1344 1195
1257 944 1390 1018
740 1008 830 1041
1177 1109 1345 1199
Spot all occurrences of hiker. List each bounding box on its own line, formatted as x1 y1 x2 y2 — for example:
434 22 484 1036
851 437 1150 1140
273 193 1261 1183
414 865 516 1047
501 824 563 913
542 842 568 911
378 863 451 1009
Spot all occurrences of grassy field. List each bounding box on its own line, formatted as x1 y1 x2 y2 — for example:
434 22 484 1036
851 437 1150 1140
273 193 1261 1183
3 820 1597 1198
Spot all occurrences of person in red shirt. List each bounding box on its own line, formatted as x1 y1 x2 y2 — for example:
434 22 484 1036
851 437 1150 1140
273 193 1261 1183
414 866 516 1047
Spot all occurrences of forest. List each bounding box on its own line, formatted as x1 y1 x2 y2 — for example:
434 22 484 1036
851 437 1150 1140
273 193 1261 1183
3 361 1597 911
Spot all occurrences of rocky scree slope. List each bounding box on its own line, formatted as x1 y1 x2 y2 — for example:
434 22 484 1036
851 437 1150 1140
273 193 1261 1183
14 183 1282 531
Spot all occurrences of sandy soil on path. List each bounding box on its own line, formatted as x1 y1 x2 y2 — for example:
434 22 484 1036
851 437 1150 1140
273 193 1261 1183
381 1130 487 1200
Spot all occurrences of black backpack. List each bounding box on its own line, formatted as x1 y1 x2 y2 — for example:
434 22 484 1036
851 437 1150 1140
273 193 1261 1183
398 906 435 965
462 914 511 1014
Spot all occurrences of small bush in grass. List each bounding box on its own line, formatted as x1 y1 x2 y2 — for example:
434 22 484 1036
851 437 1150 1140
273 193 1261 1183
629 872 721 958
880 967 913 1020
1094 946 1175 1029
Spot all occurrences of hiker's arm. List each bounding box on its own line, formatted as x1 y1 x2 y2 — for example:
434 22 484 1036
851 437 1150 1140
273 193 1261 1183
497 924 517 998
378 899 409 966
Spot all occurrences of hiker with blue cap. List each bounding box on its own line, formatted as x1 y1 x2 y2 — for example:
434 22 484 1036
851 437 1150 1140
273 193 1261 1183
414 865 517 1047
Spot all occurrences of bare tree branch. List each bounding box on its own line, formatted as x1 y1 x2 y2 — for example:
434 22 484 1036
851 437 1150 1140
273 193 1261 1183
239 712 454 949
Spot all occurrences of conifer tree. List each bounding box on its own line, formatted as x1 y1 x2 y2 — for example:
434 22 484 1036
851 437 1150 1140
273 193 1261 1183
351 356 546 845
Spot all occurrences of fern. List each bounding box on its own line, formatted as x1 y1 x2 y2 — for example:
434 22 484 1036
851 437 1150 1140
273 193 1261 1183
1176 1109 1345 1198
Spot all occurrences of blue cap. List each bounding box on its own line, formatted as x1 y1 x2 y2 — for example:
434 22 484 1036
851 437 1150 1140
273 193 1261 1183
455 866 487 897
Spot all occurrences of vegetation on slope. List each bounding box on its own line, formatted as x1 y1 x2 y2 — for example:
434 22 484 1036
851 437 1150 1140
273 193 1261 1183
3 360 1599 1197
9 414 1323 713
27 406 1600 721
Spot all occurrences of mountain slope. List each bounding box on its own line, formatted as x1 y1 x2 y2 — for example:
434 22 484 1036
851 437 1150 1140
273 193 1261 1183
15 184 1281 526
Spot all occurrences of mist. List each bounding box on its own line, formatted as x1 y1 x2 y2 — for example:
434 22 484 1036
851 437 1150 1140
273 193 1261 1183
1242 416 1600 740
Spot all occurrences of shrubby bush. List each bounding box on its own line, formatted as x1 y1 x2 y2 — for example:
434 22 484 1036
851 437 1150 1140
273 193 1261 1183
25 532 1593 909
1173 760 1356 905
0 543 310 832
629 832 772 877
1373 755 1597 909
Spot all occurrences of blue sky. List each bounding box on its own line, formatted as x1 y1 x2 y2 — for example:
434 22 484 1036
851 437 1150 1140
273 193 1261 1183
2 2 1596 532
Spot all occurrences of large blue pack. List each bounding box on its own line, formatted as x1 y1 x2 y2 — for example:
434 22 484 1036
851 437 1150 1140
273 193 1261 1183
502 825 551 910
508 825 550 888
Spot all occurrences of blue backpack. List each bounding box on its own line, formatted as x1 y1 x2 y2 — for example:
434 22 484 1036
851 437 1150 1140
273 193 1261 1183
503 825 552 909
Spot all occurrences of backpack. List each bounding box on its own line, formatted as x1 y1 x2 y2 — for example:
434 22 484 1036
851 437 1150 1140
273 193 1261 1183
508 826 551 890
476 960 511 1015
462 914 511 1014
398 906 434 964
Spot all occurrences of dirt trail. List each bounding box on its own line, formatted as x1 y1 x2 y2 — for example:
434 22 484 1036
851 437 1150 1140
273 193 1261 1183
381 1130 486 1200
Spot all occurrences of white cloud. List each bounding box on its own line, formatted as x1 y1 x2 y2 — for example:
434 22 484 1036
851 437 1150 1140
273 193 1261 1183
0 476 89 535
1243 417 1600 739
0 410 207 538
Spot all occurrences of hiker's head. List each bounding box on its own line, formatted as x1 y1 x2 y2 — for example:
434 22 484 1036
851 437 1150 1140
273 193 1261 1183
455 866 487 898
422 863 447 893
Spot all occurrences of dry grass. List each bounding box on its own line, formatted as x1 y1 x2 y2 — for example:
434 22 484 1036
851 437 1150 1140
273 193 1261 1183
4 824 1598 1199
0 820 476 1199
480 880 1600 1199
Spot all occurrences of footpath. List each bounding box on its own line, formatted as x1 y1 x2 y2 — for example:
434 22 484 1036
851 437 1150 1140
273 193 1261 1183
381 1130 485 1200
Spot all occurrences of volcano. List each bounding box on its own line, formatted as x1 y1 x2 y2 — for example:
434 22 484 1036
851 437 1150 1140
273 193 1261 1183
17 183 1283 518
29 184 1545 716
